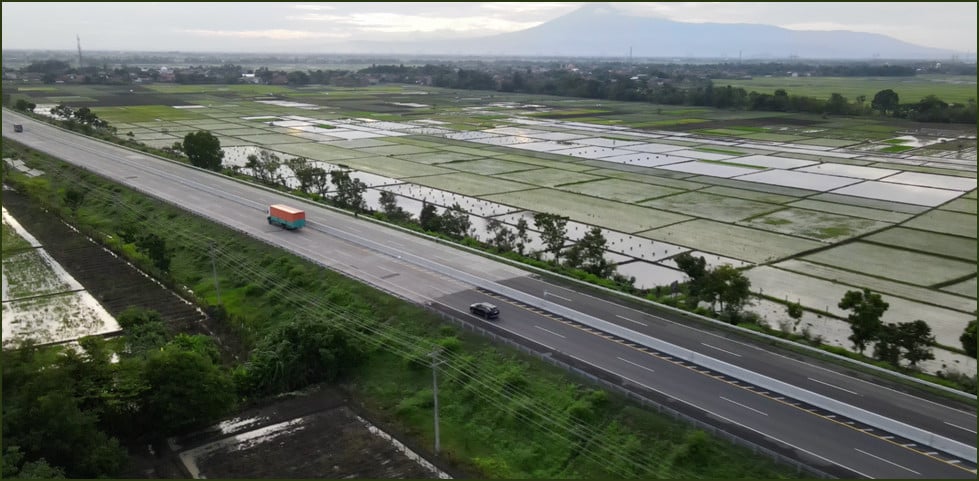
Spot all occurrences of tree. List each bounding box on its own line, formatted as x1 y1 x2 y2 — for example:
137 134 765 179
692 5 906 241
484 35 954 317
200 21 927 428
896 320 935 368
379 190 411 222
182 131 224 171
515 218 531 256
533 212 568 263
135 233 171 272
140 341 235 436
839 289 889 353
873 323 903 365
244 150 282 185
486 218 516 252
236 318 365 395
439 203 472 239
674 252 708 296
329 170 367 213
961 319 977 358
871 89 899 115
824 92 850 115
419 200 441 232
286 156 315 193
566 226 614 277
13 99 36 112
703 264 752 316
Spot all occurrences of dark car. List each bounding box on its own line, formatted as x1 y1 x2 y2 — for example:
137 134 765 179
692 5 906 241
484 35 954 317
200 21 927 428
469 302 500 320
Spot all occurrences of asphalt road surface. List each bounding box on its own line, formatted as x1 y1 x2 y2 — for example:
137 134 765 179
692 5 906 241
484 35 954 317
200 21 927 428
3 111 975 478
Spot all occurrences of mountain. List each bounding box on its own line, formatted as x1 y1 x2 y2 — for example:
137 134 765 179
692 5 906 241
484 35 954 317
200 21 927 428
340 3 955 60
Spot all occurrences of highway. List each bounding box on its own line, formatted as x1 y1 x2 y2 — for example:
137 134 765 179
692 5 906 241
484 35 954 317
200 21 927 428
3 111 976 478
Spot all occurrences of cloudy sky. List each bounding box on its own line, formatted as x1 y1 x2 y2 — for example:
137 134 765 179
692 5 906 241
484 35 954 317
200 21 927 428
2 2 975 54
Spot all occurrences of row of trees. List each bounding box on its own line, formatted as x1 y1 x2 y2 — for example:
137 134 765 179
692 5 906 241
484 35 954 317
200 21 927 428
837 289 937 368
673 252 753 322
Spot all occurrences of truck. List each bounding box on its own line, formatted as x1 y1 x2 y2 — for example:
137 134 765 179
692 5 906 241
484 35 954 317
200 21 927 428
13 124 23 133
267 204 306 230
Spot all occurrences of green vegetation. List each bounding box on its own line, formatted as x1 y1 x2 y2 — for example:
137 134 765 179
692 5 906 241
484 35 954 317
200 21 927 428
720 75 977 105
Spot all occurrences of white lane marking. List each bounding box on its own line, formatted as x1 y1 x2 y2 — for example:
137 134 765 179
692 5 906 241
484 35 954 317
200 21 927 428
386 240 406 247
855 448 920 475
616 314 648 327
376 264 398 274
617 356 655 374
720 396 769 416
344 226 363 234
944 421 978 434
543 290 571 302
598 372 873 479
534 325 566 339
701 342 742 357
807 377 861 396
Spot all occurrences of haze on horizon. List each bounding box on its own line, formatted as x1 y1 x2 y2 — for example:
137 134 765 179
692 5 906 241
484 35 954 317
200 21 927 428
2 2 976 57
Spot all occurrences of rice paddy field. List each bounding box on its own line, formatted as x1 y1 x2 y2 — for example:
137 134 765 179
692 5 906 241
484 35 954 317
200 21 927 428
1 208 120 348
7 81 977 373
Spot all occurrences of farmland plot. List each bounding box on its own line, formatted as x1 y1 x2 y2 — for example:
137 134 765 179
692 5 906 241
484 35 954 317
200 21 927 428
803 242 976 286
483 189 691 233
902 209 977 238
643 192 782 222
557 178 683 203
639 220 822 263
863 227 977 262
741 208 889 241
774 259 977 313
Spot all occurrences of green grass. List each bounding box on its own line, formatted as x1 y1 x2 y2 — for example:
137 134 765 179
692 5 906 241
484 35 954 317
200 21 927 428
717 75 978 105
880 145 915 153
92 105 212 123
2 220 34 258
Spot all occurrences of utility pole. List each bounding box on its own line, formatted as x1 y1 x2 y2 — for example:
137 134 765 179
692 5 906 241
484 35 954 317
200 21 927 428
430 349 446 457
210 242 222 304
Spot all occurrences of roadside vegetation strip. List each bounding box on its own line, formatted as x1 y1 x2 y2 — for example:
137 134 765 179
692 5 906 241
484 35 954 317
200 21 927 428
1 142 804 480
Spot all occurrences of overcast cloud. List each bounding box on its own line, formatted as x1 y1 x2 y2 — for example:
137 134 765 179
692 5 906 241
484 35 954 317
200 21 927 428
2 2 975 54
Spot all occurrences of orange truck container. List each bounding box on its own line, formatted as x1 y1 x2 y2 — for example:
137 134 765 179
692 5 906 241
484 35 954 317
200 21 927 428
267 204 306 230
